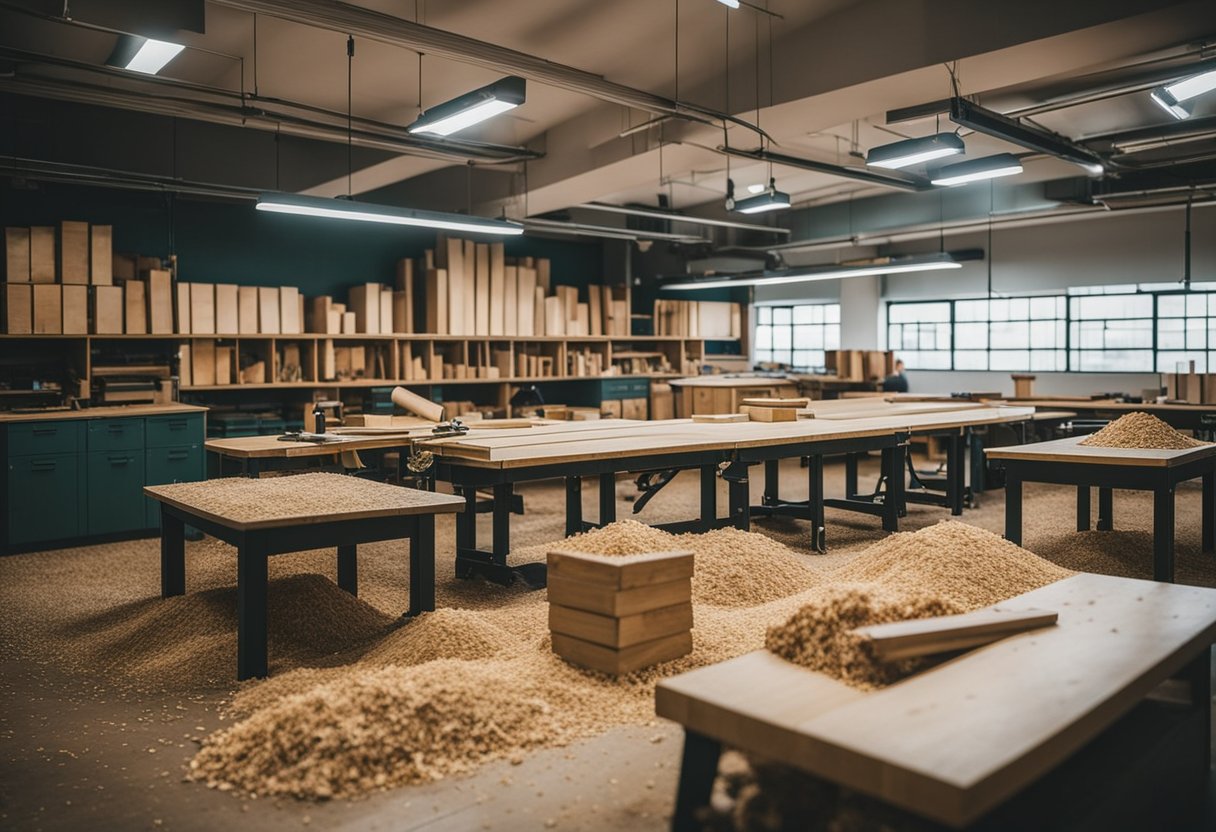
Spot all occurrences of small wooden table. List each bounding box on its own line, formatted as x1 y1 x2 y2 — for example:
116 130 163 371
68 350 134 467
144 474 464 680
206 432 430 476
657 573 1216 830
986 436 1216 582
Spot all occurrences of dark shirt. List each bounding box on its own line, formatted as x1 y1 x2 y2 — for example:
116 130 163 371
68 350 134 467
882 372 909 393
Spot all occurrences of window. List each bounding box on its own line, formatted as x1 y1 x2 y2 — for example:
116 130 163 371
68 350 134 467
1068 293 1154 372
952 296 1067 372
754 304 840 372
1157 292 1214 373
886 302 952 369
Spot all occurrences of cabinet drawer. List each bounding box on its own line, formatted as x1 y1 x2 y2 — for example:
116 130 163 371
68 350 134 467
7 421 82 457
86 450 146 534
144 444 204 528
146 413 204 448
87 418 145 452
7 454 82 545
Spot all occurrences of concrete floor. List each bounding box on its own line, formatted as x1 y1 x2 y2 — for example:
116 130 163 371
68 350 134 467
3 455 1215 831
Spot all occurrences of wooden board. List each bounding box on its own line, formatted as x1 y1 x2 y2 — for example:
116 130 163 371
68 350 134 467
348 283 379 334
552 630 692 675
33 285 62 334
281 286 302 334
657 573 1216 829
462 240 476 335
91 285 123 334
90 225 112 285
517 266 536 336
29 227 55 283
395 259 414 332
59 221 89 284
985 435 1216 468
4 283 32 334
489 243 505 336
550 602 693 649
547 574 692 617
0 403 205 424
237 286 258 334
475 242 489 335
214 283 238 333
741 405 797 422
504 265 518 337
855 608 1058 661
61 283 88 334
123 280 146 334
425 268 447 335
692 413 749 423
205 433 420 459
191 338 216 386
257 286 280 334
147 270 174 334
547 549 694 589
741 397 812 408
4 227 30 282
190 283 214 334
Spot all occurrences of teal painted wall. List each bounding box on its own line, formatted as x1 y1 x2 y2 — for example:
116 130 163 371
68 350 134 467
0 180 605 297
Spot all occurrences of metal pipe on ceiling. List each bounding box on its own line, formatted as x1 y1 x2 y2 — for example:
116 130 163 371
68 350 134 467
208 0 773 144
719 146 933 192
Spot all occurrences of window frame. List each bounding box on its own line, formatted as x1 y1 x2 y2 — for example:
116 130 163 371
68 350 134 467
753 302 841 373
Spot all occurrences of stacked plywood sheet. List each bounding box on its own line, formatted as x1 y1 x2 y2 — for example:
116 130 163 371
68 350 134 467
654 299 742 338
547 549 694 675
3 222 113 334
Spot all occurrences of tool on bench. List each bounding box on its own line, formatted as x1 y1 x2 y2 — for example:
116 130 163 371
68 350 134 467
278 431 344 444
632 469 680 513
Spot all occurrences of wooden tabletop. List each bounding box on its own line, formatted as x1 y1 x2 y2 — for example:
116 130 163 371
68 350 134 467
144 473 463 530
985 435 1216 467
656 573 1216 828
668 376 796 388
0 403 207 423
206 432 427 459
1000 399 1216 413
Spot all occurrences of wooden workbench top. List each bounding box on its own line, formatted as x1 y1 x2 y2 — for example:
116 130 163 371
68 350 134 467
205 433 425 459
667 375 796 388
0 403 207 423
999 399 1216 413
985 435 1216 467
656 573 1216 828
145 473 463 530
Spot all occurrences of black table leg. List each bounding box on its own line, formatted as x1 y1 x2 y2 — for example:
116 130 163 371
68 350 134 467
844 453 858 499
160 506 185 598
699 465 716 530
946 432 964 516
1203 470 1215 554
808 453 826 553
1076 486 1091 531
565 476 583 537
882 445 904 532
1153 486 1175 583
237 541 268 681
671 729 722 832
456 486 477 553
599 472 616 525
763 459 780 506
1097 487 1114 531
1005 473 1023 546
1183 646 1212 775
337 544 357 595
724 463 750 531
409 515 436 615
493 482 512 560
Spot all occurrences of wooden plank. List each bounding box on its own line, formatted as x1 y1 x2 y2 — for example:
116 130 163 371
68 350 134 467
192 338 216 385
588 284 602 336
855 608 1058 661
742 397 812 408
347 283 379 334
0 403 205 424
4 227 30 282
29 227 55 283
59 221 90 284
547 549 694 589
61 283 88 334
89 225 112 285
692 413 749 423
462 239 476 335
257 286 280 334
190 282 215 334
281 286 302 334
395 258 414 333
475 242 490 335
122 280 146 334
214 283 238 333
985 435 1216 468
147 270 174 334
504 265 518 336
517 266 536 336
552 630 692 674
741 405 798 422
489 246 505 336
550 602 692 648
91 285 123 334
547 574 692 617
4 283 32 334
237 286 258 334
442 237 465 335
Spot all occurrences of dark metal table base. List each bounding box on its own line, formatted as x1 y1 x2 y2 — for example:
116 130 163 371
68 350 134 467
158 503 437 680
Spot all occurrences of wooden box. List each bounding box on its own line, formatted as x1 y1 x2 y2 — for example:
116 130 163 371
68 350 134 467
33 284 62 334
124 280 147 334
90 225 112 285
238 286 259 334
146 270 174 334
61 284 88 334
551 630 692 675
29 227 55 283
92 285 124 334
4 283 32 334
189 282 214 334
214 284 238 333
59 221 90 284
258 287 280 334
4 228 30 282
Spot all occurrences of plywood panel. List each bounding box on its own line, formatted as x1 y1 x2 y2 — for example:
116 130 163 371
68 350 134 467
175 282 191 334
348 283 379 334
189 282 214 334
92 285 123 334
123 280 146 334
517 266 536 336
33 284 62 334
29 227 55 283
4 283 32 334
214 283 238 334
147 270 174 334
280 286 302 334
5 227 30 282
90 225 112 285
238 286 259 334
61 283 88 334
504 265 518 336
462 239 476 335
489 242 505 336
59 221 90 284
395 258 414 333
425 268 448 334
475 242 489 335
258 287 280 334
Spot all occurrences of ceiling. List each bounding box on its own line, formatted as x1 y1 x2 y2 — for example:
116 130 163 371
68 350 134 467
2 0 1215 225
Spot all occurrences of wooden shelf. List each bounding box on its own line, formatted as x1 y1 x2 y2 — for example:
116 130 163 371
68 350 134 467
180 372 687 392
0 333 716 343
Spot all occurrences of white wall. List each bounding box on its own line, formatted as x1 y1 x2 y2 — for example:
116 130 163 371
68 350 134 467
839 275 880 349
905 370 1162 398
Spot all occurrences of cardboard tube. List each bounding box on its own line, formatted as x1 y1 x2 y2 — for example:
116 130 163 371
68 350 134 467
391 385 445 422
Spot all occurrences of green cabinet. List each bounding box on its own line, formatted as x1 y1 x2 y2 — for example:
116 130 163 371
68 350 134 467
600 378 650 400
2 409 205 551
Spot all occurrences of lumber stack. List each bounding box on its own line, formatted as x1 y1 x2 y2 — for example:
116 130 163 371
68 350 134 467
547 549 694 675
4 222 113 334
653 299 742 338
739 396 810 422
1163 362 1216 404
826 349 895 381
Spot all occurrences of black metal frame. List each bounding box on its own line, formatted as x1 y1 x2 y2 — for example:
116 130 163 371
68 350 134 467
157 502 437 680
1001 456 1216 582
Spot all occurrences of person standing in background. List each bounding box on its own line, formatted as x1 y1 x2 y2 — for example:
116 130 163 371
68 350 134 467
882 359 909 393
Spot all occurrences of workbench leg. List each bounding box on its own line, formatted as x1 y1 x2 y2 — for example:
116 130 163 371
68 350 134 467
337 544 357 595
699 465 717 530
946 432 963 516
1204 471 1215 554
1005 474 1023 546
969 430 986 495
1097 487 1114 531
1076 486 1091 531
763 459 780 506
1153 486 1176 583
565 477 583 537
408 515 436 615
671 729 722 832
844 453 858 500
237 543 268 681
1183 646 1211 776
808 454 826 553
599 472 616 526
493 483 512 562
882 445 904 532
456 487 477 553
160 507 185 598
726 465 750 531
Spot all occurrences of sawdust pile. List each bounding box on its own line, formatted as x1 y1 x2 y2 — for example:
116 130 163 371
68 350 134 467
520 519 822 607
832 521 1073 610
764 584 962 690
1078 411 1205 450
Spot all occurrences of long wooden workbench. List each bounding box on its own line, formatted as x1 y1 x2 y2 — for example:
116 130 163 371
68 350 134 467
658 572 1216 830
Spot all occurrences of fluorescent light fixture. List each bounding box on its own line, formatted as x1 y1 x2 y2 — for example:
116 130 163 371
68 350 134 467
746 183 767 194
106 35 185 75
717 0 741 7
1149 87 1194 120
866 132 964 170
727 178 790 214
522 218 705 244
949 97 1104 173
663 252 964 290
408 76 525 136
576 202 790 234
1161 67 1216 102
255 193 524 235
930 153 1023 187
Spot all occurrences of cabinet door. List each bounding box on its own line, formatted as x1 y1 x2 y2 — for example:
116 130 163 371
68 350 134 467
87 418 145 452
146 414 204 448
7 421 82 456
86 451 146 535
7 454 81 545
144 445 204 528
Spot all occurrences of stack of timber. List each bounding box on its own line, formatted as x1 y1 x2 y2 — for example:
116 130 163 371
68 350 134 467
653 299 742 338
3 222 113 335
